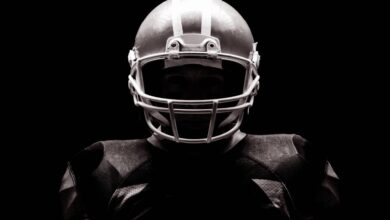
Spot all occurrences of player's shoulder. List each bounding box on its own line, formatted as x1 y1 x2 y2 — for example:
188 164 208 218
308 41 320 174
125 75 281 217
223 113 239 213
237 133 324 170
69 138 152 179
62 139 153 219
239 133 302 158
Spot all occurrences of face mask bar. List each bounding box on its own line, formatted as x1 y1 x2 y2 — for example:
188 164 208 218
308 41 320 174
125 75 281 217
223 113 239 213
141 89 252 143
144 108 246 144
128 51 259 144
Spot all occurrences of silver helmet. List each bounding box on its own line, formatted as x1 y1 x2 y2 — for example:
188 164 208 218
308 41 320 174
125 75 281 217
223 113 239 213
128 0 260 144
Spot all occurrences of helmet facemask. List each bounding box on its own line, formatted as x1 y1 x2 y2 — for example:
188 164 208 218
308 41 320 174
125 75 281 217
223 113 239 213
128 33 260 144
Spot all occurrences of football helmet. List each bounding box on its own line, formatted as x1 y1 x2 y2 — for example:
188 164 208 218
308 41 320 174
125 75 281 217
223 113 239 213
128 0 260 144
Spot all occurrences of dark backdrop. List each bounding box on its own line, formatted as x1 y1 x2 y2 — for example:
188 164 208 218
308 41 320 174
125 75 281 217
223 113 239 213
15 1 369 219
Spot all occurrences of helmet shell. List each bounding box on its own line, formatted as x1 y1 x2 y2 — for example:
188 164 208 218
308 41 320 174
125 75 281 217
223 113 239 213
134 0 255 59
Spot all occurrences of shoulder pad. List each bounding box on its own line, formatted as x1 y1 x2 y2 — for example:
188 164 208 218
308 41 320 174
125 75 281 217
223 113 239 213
238 134 327 181
68 139 152 219
239 134 299 171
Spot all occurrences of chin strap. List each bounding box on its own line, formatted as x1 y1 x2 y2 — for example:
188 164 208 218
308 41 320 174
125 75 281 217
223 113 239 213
221 129 247 153
147 110 170 127
218 110 241 129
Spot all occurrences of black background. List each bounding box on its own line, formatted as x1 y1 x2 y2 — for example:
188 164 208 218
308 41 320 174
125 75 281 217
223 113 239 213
10 0 376 219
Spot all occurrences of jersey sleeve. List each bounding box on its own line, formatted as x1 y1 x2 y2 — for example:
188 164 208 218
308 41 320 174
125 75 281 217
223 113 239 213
292 134 342 220
59 165 90 220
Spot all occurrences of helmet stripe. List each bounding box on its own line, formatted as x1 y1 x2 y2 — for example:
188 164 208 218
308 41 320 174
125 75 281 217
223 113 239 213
201 0 212 36
171 0 183 36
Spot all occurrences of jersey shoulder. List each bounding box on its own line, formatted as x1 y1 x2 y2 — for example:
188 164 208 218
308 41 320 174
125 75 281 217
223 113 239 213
237 133 327 177
62 139 152 219
69 139 152 179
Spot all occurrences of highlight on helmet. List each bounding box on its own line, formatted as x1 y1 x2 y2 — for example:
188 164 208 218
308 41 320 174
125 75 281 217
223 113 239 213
128 0 260 144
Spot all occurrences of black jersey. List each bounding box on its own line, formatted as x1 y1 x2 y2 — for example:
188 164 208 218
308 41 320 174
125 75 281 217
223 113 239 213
59 134 340 220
